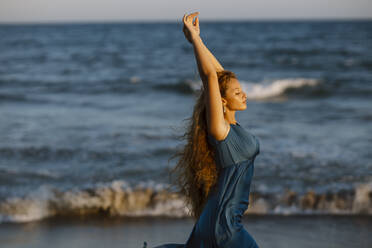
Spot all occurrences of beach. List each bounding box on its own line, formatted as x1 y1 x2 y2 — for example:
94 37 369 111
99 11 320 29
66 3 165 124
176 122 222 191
1 215 371 248
0 20 371 247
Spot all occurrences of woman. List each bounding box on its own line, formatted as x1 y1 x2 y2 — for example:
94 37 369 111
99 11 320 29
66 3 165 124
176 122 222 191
149 11 260 248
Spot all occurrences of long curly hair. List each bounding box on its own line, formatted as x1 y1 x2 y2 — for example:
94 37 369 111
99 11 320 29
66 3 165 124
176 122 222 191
167 70 237 220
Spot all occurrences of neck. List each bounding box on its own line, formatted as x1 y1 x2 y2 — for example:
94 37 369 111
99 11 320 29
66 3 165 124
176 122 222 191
224 111 237 125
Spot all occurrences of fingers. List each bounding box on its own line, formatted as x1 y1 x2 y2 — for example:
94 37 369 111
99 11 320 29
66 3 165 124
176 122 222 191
188 12 199 23
194 16 199 26
183 11 200 24
188 11 200 19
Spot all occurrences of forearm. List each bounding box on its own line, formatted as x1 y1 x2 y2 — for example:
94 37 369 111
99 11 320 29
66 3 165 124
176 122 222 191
202 42 224 72
191 35 217 81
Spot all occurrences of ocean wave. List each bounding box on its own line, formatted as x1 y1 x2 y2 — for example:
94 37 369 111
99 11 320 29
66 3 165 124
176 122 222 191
0 78 140 96
0 180 371 223
264 47 360 57
242 78 321 100
0 145 174 162
0 146 87 161
0 92 47 104
152 80 198 95
0 167 60 180
153 78 322 100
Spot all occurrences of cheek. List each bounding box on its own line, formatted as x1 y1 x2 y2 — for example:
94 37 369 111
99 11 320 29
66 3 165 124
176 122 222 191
231 96 242 106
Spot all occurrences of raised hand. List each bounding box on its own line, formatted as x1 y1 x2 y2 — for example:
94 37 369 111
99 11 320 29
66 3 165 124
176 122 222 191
182 11 200 43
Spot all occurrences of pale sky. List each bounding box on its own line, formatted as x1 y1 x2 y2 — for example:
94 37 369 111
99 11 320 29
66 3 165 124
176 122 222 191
0 0 371 23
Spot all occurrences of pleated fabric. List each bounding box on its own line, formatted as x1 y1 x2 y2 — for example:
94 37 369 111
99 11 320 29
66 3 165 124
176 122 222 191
151 122 260 248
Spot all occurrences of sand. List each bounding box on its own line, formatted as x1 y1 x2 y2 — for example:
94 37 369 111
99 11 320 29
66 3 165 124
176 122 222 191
0 215 371 248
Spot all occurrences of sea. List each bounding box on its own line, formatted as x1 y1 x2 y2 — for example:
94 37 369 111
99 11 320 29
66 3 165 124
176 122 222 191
0 20 371 223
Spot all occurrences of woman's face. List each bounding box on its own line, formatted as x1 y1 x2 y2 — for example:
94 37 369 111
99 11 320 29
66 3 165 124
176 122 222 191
223 78 247 111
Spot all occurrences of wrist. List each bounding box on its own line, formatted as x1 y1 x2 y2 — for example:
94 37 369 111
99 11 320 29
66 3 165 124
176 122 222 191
191 34 201 44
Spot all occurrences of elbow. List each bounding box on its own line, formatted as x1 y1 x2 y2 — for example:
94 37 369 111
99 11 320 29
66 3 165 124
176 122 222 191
201 72 217 83
206 71 217 79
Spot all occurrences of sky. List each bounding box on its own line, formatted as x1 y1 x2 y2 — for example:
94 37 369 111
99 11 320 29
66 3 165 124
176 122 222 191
0 0 371 23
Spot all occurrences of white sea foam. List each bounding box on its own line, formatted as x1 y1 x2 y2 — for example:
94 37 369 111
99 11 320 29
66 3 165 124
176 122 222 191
0 180 371 223
186 77 320 100
241 78 319 100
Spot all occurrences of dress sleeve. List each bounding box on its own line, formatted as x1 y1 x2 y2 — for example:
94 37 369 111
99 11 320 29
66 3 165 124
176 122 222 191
207 126 232 146
208 126 259 167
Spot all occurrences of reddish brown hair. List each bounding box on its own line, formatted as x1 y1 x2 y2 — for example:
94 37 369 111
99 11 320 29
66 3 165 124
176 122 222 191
168 70 237 220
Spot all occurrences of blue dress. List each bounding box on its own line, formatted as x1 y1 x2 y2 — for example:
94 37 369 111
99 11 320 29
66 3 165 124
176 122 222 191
151 122 260 248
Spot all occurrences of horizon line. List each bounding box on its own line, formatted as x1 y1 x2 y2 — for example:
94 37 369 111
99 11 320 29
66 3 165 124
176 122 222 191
0 17 371 25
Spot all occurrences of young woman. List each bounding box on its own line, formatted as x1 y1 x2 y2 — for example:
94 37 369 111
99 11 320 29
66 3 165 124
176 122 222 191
150 11 260 248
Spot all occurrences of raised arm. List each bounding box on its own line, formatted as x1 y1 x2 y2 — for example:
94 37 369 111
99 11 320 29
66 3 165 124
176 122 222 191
182 13 224 73
203 41 224 73
183 12 228 139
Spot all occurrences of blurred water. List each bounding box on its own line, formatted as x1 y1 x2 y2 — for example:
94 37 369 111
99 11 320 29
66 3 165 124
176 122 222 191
0 21 371 221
